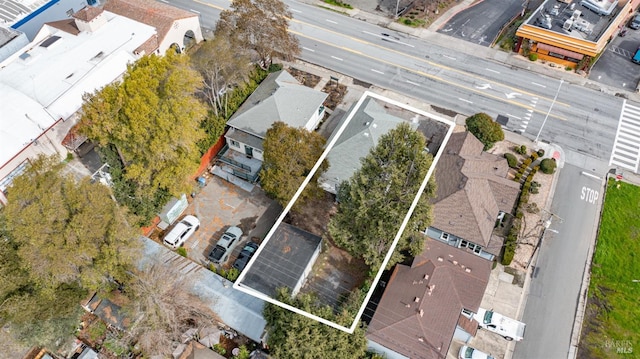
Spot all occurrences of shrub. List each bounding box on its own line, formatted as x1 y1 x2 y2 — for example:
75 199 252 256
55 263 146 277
225 267 240 282
502 244 515 265
530 186 540 194
514 173 522 182
530 152 539 161
520 191 530 203
504 153 518 168
88 321 107 342
529 53 538 61
268 63 283 72
176 247 187 257
533 165 540 172
465 113 505 150
537 149 545 157
515 210 524 219
540 158 557 174
523 158 532 166
213 344 226 356
526 172 535 182
515 145 527 155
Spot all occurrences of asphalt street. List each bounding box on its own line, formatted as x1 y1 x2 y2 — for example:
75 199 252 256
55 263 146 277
513 164 603 359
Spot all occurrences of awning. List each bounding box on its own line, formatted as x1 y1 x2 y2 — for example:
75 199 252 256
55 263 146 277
536 43 584 60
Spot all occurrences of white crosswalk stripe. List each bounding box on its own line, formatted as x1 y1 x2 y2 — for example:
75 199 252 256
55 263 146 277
610 101 640 172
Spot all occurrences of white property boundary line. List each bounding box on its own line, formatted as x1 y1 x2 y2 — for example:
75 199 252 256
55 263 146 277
233 91 456 333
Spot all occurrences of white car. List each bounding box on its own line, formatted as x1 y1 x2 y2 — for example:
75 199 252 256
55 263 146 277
163 215 200 249
208 226 243 264
459 345 494 359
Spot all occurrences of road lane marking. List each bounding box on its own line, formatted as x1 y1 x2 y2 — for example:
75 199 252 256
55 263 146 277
288 18 571 109
371 69 385 75
291 8 302 13
326 19 337 24
532 82 546 88
361 30 415 47
331 55 343 61
192 0 225 10
303 47 315 52
580 171 601 180
459 98 473 104
610 100 640 172
288 29 567 120
190 8 201 13
485 68 500 74
443 55 457 60
506 114 521 120
406 80 421 86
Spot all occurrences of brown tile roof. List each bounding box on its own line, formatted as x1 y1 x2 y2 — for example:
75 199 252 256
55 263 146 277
45 19 81 35
72 6 104 22
134 34 159 55
430 131 519 247
104 0 196 52
367 238 491 359
457 314 479 337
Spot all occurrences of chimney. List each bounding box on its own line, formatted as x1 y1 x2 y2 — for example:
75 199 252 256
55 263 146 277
405 303 411 308
424 274 429 280
437 257 443 262
418 337 424 342
414 297 420 303
419 309 424 317
453 260 458 265
465 268 472 273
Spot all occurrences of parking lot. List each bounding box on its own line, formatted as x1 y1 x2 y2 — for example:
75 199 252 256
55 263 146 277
174 174 280 269
590 18 640 92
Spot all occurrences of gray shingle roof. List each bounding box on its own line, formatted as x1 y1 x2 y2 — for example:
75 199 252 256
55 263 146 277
320 97 417 194
227 70 328 138
431 131 519 247
367 238 490 359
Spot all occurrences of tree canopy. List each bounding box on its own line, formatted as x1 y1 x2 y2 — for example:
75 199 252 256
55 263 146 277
465 112 504 150
216 0 300 69
0 155 140 348
328 123 435 269
263 288 368 359
260 122 328 211
79 52 207 198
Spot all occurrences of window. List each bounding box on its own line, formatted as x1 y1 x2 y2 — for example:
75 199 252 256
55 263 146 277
461 308 473 318
230 140 240 147
460 240 468 248
440 232 449 240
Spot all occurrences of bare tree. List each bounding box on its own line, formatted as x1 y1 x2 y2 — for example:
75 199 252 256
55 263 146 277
216 0 300 70
121 263 219 357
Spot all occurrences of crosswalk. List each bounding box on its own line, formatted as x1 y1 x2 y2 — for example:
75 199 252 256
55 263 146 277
609 101 640 172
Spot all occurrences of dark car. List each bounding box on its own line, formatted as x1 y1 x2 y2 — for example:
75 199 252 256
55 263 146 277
232 242 259 271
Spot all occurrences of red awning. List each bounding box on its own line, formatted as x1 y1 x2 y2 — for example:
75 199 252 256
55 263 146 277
537 43 584 60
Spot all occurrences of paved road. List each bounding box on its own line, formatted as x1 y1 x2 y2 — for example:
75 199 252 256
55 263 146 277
514 164 603 359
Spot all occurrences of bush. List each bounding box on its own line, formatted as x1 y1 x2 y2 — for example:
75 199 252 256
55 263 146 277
537 149 545 157
540 158 557 174
504 153 518 168
515 145 527 155
213 344 226 356
514 173 522 182
529 53 538 61
268 63 283 72
530 152 539 161
465 113 505 150
515 210 524 219
502 245 515 265
176 247 187 257
87 321 107 342
523 158 532 166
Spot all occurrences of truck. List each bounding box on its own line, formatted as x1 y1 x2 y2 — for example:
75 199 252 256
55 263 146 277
474 308 526 341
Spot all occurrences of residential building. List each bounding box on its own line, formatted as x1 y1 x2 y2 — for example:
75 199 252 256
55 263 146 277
4 0 90 41
238 222 322 297
515 0 640 68
216 70 327 183
0 1 202 204
0 27 29 63
424 131 520 261
367 238 491 359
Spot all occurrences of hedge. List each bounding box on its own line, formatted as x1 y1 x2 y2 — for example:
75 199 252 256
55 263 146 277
505 153 518 168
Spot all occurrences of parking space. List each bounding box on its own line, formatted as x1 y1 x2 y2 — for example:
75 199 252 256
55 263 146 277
180 174 279 268
590 20 640 91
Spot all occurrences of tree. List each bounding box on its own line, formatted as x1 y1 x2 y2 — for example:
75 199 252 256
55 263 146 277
328 123 435 269
216 0 300 70
465 112 504 150
79 52 207 199
119 263 219 357
260 122 328 211
1 155 140 292
263 289 368 359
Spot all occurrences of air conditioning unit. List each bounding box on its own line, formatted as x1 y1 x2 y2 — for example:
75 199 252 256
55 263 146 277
564 19 574 30
572 10 582 19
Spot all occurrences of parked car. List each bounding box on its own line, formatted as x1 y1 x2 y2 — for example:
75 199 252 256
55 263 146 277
459 345 495 359
232 242 259 271
632 47 640 64
163 215 200 249
628 14 640 29
208 226 243 264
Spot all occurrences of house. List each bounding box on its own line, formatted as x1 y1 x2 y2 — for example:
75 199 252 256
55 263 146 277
0 1 202 204
515 0 640 68
366 238 491 359
424 131 520 261
5 0 90 41
0 27 29 63
104 0 203 55
81 292 130 330
237 222 322 298
215 70 327 183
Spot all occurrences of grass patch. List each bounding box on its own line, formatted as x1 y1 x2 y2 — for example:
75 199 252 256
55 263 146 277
398 17 426 27
323 0 353 9
579 180 640 357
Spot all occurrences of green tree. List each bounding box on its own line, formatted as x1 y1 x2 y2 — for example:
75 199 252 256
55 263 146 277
328 123 435 269
1 155 140 292
465 112 504 150
260 122 328 211
79 52 207 200
216 0 300 69
263 289 368 359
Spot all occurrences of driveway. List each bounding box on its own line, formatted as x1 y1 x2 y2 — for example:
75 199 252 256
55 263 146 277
181 175 279 268
437 0 526 46
590 24 640 92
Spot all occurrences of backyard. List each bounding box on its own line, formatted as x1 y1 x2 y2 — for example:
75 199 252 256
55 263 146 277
578 179 640 358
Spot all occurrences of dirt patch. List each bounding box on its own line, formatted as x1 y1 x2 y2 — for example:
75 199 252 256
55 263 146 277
322 81 348 110
287 67 322 88
287 192 336 237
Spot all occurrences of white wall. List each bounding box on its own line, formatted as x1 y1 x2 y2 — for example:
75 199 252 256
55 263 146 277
158 16 203 55
304 106 325 132
225 136 264 162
